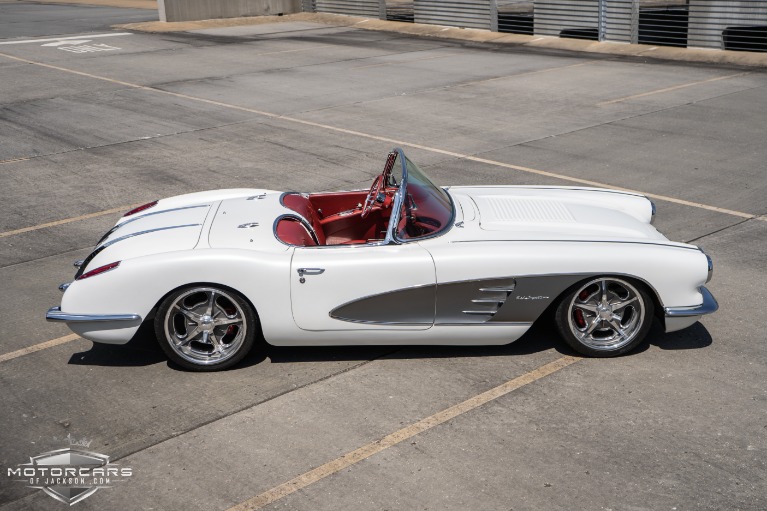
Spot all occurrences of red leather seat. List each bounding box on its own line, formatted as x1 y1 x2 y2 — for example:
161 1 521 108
275 217 318 247
281 193 326 245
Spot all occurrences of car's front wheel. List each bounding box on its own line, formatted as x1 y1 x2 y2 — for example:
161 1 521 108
555 277 654 357
154 285 257 371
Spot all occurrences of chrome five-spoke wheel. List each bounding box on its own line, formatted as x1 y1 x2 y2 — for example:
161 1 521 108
155 286 257 371
555 277 654 357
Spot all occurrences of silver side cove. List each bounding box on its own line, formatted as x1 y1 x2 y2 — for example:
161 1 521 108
330 275 590 326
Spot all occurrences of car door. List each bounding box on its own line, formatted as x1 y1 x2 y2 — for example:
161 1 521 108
290 243 435 331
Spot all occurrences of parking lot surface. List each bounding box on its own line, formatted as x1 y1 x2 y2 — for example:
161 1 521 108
1 3 765 510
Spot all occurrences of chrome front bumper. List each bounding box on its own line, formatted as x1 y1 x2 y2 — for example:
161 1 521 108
664 286 719 317
663 286 718 333
46 307 141 323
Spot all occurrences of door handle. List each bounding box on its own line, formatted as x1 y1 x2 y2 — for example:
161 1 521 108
297 268 325 283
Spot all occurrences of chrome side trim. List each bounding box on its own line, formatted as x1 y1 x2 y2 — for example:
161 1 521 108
46 306 141 323
448 185 646 198
451 239 701 251
98 204 210 244
664 287 719 317
272 214 320 247
77 224 201 279
101 223 201 250
462 310 496 316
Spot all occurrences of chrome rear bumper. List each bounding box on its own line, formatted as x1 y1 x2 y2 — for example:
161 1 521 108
46 307 141 323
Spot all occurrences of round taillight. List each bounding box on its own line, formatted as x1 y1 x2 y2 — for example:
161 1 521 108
77 261 120 280
123 201 158 217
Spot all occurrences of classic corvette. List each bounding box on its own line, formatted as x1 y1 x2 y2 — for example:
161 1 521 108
47 149 718 371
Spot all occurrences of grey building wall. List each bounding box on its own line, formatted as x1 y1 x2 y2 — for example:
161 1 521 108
159 0 301 22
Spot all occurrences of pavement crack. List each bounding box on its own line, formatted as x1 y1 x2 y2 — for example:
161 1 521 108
685 217 756 244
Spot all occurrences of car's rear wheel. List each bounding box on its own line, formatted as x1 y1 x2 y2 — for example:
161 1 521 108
555 277 654 357
154 285 257 371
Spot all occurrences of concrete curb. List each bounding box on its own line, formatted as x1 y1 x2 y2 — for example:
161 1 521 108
116 11 767 68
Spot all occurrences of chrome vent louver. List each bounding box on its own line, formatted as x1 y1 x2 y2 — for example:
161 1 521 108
462 283 516 318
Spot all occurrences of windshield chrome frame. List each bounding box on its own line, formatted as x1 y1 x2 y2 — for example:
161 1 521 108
384 148 455 245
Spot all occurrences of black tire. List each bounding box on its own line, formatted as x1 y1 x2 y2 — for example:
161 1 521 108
154 285 257 371
554 277 654 357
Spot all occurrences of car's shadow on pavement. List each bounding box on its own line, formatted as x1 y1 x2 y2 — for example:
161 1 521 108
67 317 713 370
647 321 713 351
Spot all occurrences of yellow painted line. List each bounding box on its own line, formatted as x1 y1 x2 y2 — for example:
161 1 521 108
274 118 761 221
226 355 580 511
352 53 460 69
0 156 33 166
599 72 750 105
0 52 763 224
0 203 141 238
0 334 81 364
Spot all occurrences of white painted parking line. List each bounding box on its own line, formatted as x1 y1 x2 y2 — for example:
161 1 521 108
0 32 132 45
226 355 581 510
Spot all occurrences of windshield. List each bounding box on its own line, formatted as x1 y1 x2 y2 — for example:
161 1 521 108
388 150 454 241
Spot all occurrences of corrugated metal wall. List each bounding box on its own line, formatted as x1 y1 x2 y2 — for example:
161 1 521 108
533 0 599 38
307 1 767 52
688 1 767 50
314 0 384 18
302 0 316 12
414 0 497 30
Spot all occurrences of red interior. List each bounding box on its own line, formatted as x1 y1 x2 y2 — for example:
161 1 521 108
275 217 317 247
277 190 394 246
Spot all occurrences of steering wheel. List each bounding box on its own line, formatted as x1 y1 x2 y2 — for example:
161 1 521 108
362 151 398 219
361 175 384 219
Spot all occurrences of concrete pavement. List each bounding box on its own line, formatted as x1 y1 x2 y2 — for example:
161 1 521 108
1 4 765 510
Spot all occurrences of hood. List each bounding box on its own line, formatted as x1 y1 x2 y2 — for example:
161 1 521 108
450 186 669 244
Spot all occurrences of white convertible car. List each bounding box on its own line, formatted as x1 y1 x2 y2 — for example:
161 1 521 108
47 149 718 371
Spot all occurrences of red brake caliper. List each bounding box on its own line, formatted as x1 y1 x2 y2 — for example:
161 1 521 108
574 309 586 328
574 288 591 328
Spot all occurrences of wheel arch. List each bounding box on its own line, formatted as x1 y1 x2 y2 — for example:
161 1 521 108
543 272 664 326
150 281 265 340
